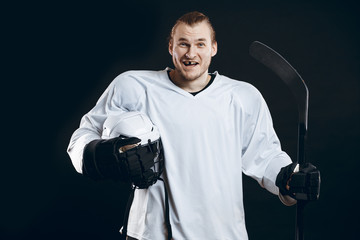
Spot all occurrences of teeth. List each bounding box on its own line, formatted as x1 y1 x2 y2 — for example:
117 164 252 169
184 61 197 66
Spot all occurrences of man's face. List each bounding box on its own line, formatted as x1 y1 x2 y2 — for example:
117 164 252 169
169 21 217 82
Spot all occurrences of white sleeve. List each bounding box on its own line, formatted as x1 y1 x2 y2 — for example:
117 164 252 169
241 90 294 204
66 72 144 173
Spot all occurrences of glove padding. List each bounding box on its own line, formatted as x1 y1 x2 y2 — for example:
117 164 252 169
276 162 320 201
119 141 164 189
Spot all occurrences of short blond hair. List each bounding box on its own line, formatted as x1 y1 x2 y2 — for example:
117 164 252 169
168 11 216 44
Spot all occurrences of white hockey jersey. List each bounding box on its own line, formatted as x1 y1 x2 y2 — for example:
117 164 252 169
67 68 294 240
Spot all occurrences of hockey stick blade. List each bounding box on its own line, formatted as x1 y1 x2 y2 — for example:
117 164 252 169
249 41 309 133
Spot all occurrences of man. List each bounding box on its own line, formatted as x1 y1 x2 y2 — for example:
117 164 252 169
67 11 319 240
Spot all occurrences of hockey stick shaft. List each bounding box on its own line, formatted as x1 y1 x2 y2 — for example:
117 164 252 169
249 41 309 240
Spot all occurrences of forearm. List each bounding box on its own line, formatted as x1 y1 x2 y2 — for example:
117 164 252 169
67 91 118 173
67 127 101 174
262 151 293 195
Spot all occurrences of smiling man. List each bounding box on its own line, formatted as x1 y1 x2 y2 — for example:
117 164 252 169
68 11 320 240
168 16 217 93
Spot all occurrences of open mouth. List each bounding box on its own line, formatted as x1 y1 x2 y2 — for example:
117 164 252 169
183 61 199 67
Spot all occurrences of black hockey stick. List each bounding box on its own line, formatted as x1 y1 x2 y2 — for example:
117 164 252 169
249 41 308 240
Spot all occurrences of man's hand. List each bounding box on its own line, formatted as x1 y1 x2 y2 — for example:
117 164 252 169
276 162 321 201
82 136 141 181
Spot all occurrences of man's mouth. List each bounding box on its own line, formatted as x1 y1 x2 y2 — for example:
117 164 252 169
183 61 199 67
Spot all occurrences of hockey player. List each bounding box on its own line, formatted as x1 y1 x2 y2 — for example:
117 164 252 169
67 11 320 240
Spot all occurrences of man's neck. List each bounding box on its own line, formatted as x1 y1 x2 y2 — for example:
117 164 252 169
169 70 211 93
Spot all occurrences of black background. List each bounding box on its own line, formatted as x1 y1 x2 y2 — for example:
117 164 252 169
2 0 359 239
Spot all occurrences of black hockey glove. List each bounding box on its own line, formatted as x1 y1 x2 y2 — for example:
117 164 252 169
82 136 164 189
276 162 320 201
82 136 141 181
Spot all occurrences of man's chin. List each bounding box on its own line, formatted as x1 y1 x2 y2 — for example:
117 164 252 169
182 75 200 82
178 70 203 82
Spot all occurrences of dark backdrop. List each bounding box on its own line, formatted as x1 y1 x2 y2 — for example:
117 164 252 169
2 0 359 239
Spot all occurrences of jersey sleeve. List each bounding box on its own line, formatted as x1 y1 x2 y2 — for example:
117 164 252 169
240 87 295 205
67 72 146 173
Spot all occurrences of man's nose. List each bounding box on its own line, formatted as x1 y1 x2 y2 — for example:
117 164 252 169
185 46 196 59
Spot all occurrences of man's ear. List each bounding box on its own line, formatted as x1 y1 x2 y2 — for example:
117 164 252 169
211 41 218 57
168 40 173 56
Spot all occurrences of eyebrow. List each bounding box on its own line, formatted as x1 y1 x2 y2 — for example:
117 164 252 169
178 37 208 42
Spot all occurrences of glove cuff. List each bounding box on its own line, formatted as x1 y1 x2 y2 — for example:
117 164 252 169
275 162 298 198
82 139 105 180
82 138 134 181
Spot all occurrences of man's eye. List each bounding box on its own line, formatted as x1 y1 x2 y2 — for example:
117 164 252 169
198 43 205 47
179 43 187 47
